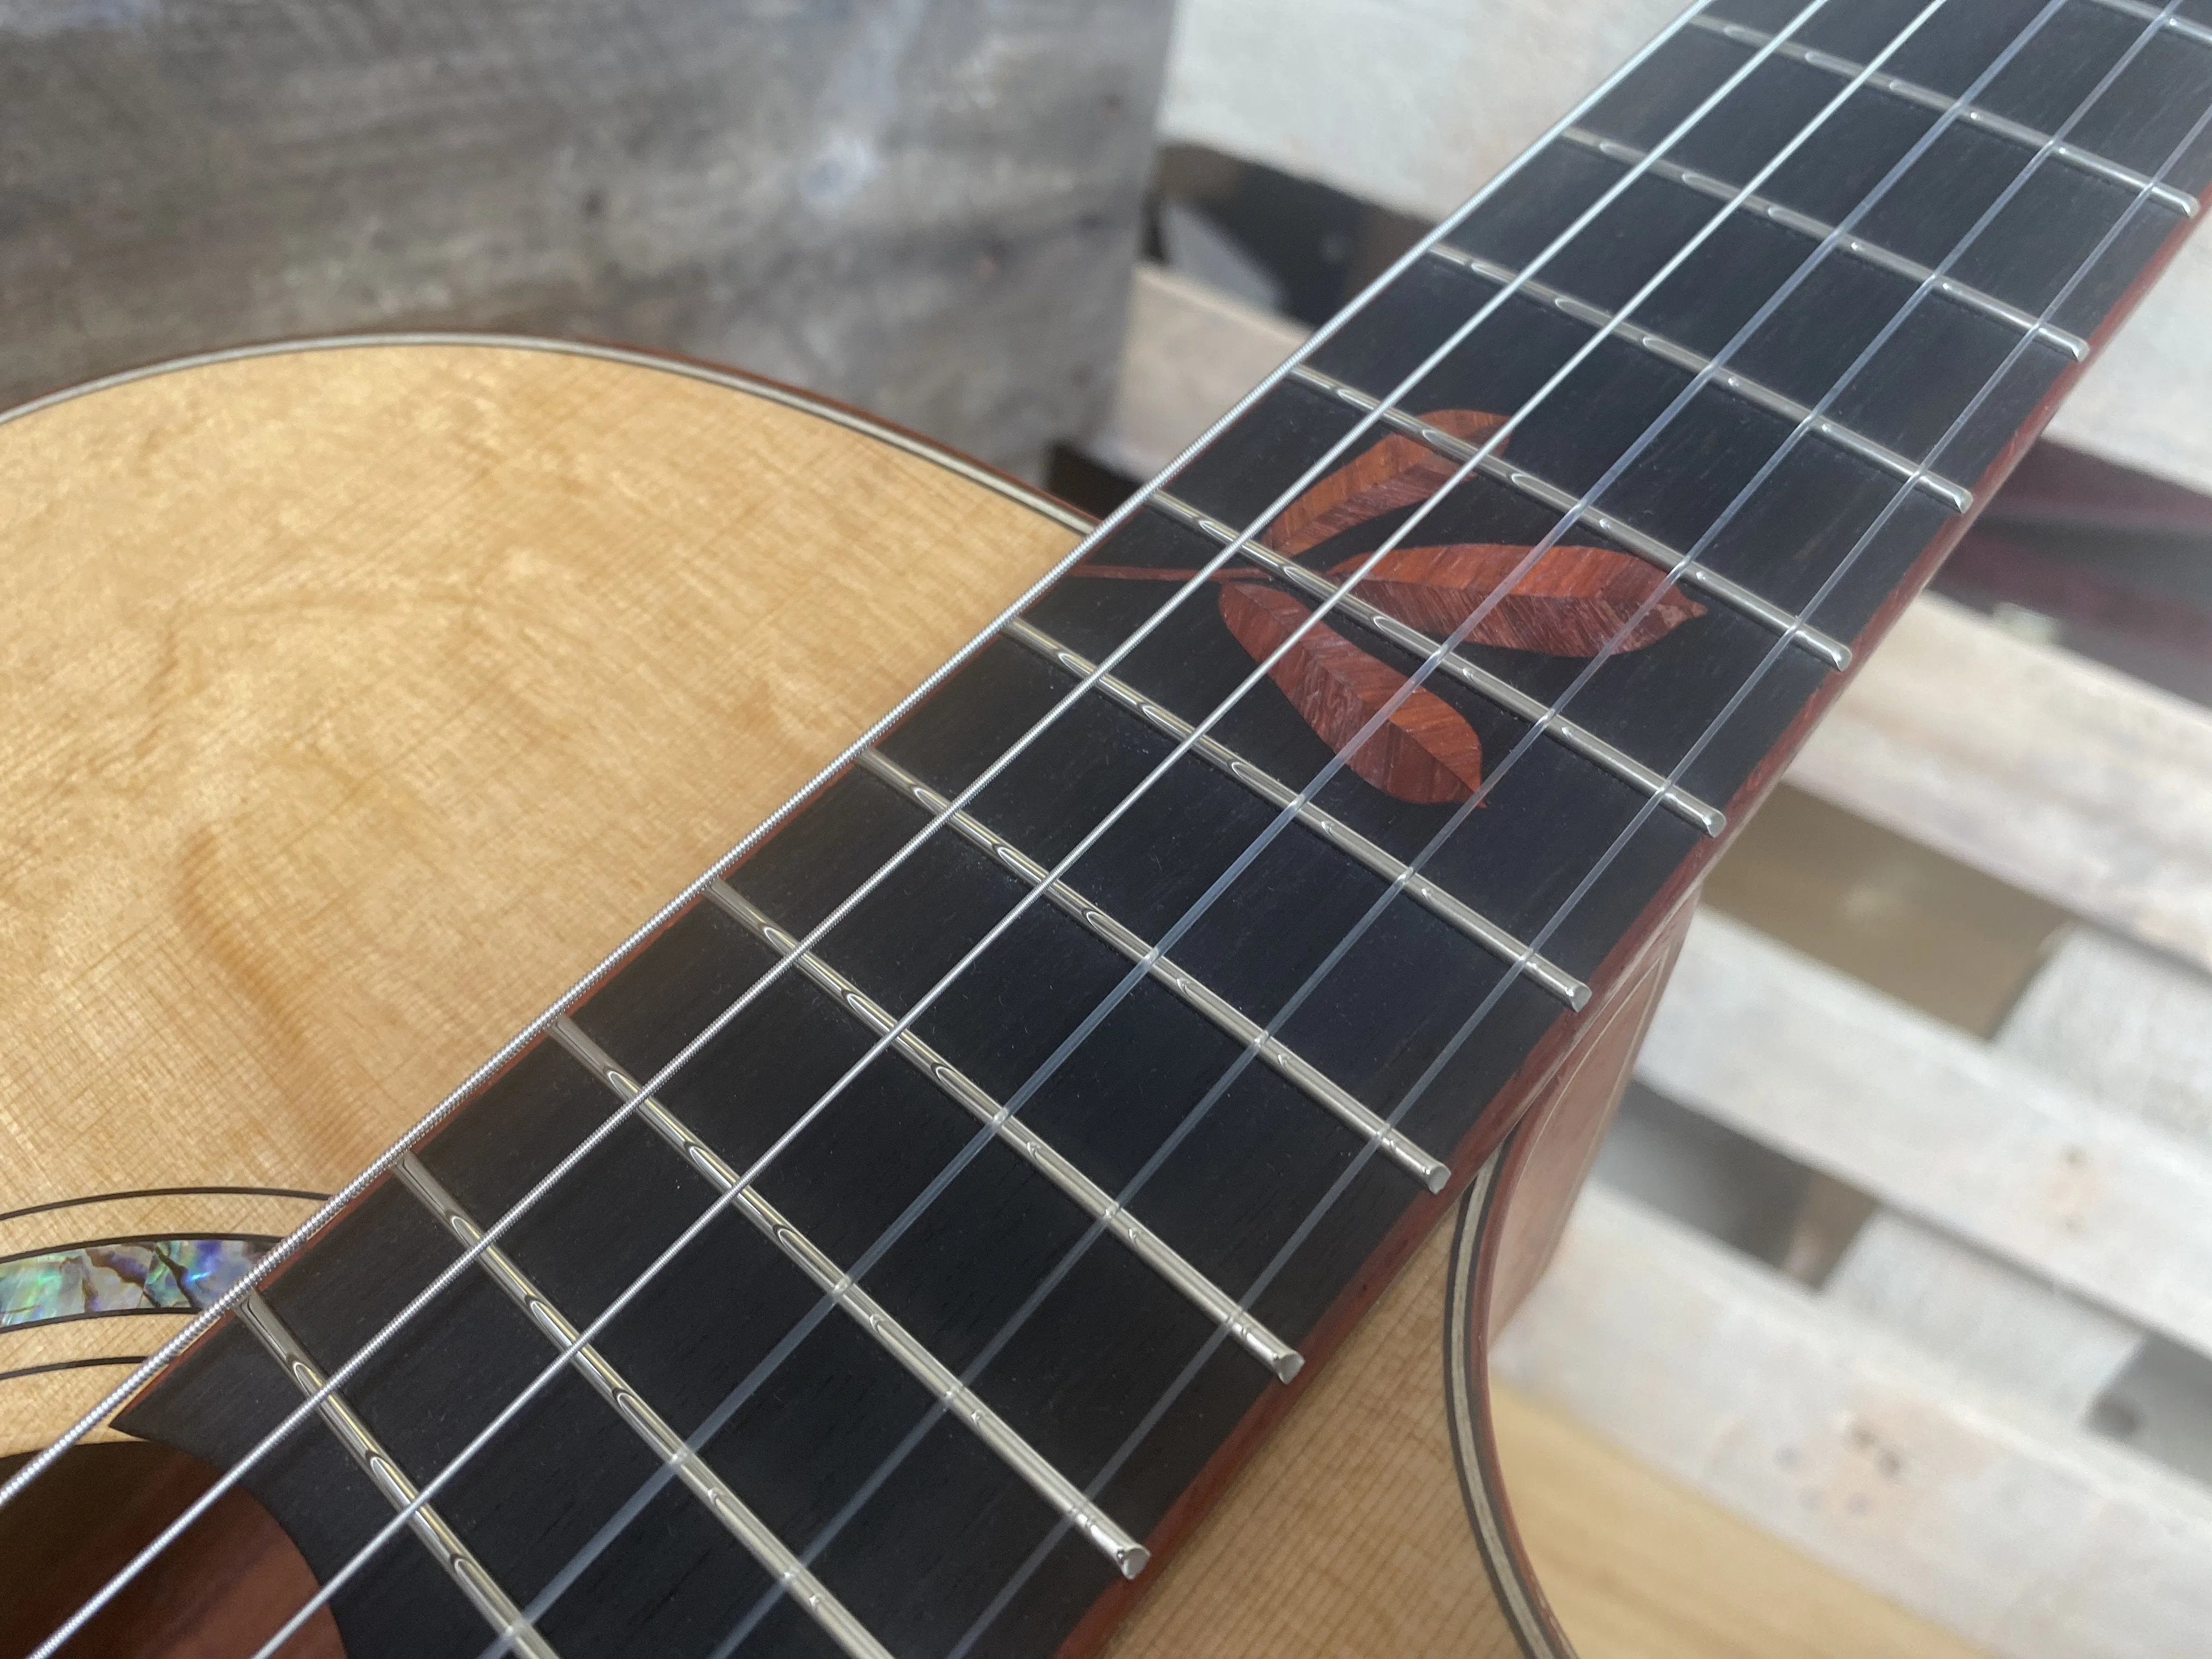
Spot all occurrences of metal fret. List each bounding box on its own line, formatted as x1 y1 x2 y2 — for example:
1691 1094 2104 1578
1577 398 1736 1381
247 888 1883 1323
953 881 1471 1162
1277 367 1854 671
851 748 1456 1192
1426 243 1975 514
547 1018 1151 1579
699 879 1314 1369
234 1291 563 1659
1692 13 2200 217
391 1154 896 1659
2084 0 2212 50
1561 125 2093 359
1001 616 1593 1011
1147 488 1727 834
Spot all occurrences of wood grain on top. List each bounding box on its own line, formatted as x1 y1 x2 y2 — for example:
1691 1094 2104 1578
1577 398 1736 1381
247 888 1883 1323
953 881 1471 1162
0 341 1077 1456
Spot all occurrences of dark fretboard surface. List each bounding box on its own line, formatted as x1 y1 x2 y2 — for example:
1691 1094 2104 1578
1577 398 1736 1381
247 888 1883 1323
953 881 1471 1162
121 4 2212 1657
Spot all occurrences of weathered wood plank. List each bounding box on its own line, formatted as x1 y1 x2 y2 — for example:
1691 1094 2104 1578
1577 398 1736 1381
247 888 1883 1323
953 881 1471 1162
1493 1185 2212 1659
1157 0 1687 224
1995 926 2212 1143
1791 594 2212 975
1092 263 1308 481
0 0 1173 470
1824 1211 2143 1420
1637 910 2212 1363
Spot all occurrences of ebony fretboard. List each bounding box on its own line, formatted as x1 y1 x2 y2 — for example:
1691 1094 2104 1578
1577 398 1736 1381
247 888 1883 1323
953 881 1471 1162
122 3 2212 1656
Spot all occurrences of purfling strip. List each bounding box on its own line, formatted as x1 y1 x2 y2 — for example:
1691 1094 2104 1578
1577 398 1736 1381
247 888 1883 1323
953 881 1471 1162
1001 617 1592 1011
1144 488 1729 836
1692 13 2200 215
390 1155 896 1659
545 1019 1151 1578
234 1291 563 1659
1425 242 1976 512
850 748 1454 1191
1263 373 1855 670
700 878 1313 1372
1560 126 2092 359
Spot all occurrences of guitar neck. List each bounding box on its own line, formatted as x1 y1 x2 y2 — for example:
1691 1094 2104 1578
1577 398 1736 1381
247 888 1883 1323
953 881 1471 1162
112 4 2212 1658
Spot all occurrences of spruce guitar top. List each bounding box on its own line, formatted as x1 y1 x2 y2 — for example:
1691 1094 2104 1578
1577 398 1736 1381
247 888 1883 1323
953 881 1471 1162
4 1 2210 1655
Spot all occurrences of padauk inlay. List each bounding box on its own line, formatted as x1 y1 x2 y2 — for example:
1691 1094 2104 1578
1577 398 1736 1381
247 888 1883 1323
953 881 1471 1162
1074 415 1707 802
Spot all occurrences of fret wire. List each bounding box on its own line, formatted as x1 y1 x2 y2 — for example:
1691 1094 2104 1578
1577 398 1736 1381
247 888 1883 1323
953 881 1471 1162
1265 370 1855 670
1001 615 1592 1009
234 1291 564 1659
1425 242 1976 512
1560 126 2094 359
2085 0 2212 49
698 878 1316 1369
391 1155 896 1659
1691 12 2201 216
851 748 1454 1188
545 1017 1150 1578
1143 487 1732 835
28 7 2068 1649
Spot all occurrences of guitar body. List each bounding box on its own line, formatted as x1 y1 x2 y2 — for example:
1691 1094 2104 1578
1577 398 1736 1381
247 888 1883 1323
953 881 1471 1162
0 340 1649 1657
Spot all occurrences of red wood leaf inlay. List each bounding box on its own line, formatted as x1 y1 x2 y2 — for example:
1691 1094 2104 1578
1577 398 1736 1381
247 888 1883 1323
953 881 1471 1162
1327 542 1705 655
1217 582 1484 804
1262 409 1508 556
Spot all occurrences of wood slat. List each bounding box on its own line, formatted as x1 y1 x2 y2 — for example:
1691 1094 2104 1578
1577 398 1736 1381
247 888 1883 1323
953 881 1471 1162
1156 0 1688 224
1637 909 2212 1363
1793 594 2212 975
1493 1185 2212 1659
1492 1387 1990 1659
1822 1210 2143 1420
1994 926 2212 1142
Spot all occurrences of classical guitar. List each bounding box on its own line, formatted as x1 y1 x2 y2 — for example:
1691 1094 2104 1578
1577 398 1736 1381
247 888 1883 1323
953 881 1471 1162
4 1 2208 1655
